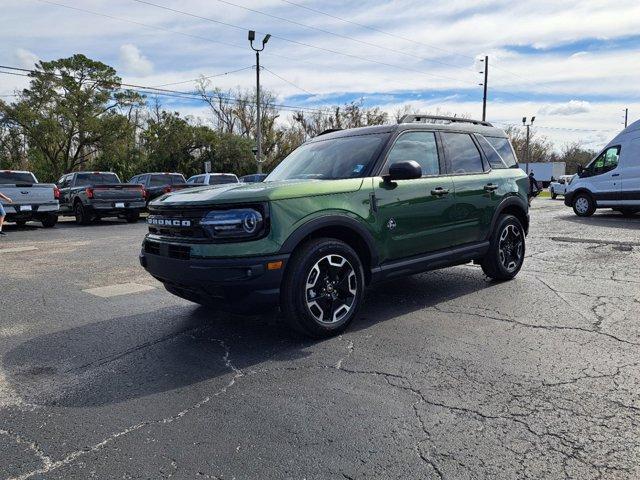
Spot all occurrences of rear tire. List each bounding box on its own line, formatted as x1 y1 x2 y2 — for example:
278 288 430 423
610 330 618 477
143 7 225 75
74 202 91 225
616 208 639 217
551 191 557 199
281 238 364 338
572 192 596 217
41 214 58 228
125 212 140 223
481 215 525 281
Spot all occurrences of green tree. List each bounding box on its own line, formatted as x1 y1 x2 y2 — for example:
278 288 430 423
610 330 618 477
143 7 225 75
0 54 140 181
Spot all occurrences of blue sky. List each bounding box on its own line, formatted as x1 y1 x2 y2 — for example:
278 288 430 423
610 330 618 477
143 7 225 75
3 0 640 150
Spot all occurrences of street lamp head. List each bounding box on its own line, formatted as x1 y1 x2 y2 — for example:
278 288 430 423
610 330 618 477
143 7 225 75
531 116 536 123
262 34 271 45
248 30 255 42
522 117 526 125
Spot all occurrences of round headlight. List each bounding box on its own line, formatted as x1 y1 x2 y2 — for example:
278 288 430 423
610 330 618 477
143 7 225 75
242 210 260 233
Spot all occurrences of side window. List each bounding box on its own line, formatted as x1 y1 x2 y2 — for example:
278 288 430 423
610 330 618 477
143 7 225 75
477 135 506 169
386 131 440 176
589 146 620 176
57 175 66 187
441 133 484 174
485 137 518 168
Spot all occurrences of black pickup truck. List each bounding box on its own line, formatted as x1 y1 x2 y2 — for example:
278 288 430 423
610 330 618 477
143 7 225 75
129 172 191 204
57 171 146 224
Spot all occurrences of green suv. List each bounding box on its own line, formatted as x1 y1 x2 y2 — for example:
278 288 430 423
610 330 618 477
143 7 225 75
140 115 529 337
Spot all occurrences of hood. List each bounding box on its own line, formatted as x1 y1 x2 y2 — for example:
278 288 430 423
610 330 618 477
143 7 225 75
151 178 365 207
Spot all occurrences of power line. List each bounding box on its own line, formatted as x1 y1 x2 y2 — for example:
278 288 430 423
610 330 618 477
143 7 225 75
262 66 314 95
152 65 254 87
128 0 480 86
208 0 477 75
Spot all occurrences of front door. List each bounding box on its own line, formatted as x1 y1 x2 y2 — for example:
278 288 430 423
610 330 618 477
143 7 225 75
584 145 622 204
373 131 457 262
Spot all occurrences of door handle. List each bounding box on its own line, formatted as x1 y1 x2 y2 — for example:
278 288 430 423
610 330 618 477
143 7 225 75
430 187 449 196
611 173 620 177
484 183 498 192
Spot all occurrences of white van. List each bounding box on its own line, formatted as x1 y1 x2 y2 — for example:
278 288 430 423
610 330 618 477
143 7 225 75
565 119 640 217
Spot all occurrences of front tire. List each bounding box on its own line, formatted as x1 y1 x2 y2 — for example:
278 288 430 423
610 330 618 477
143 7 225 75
281 238 364 338
551 189 557 199
481 215 526 281
572 193 595 217
15 220 27 228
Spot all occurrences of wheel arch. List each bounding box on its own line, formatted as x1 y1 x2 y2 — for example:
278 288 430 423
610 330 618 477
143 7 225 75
489 196 529 237
279 215 379 284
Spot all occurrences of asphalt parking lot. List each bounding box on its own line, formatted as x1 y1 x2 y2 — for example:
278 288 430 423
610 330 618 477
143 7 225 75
1 200 640 480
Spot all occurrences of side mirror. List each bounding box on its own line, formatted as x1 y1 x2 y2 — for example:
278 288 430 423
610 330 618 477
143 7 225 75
577 165 584 174
385 161 422 181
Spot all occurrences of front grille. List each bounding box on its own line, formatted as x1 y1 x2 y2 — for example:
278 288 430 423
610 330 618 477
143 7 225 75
147 207 209 241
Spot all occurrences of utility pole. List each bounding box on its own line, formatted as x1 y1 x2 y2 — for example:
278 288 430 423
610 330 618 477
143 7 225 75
479 56 488 122
248 30 271 174
624 108 629 128
522 116 535 174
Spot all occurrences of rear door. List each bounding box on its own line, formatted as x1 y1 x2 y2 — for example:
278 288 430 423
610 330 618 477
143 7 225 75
57 174 73 212
373 130 457 261
441 132 501 246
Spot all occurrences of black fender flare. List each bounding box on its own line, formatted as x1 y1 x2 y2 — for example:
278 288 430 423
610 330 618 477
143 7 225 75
279 214 380 267
488 195 530 237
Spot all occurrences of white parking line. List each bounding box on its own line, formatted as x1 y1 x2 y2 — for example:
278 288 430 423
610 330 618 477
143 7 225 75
82 283 156 298
0 246 38 254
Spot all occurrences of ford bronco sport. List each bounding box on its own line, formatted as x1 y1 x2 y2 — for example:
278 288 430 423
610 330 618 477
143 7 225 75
140 115 529 337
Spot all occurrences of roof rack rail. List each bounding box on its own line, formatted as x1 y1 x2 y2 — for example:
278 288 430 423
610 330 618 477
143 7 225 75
317 128 343 136
399 114 493 127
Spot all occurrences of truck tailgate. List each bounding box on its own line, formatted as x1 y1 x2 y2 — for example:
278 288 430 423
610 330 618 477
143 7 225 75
0 183 56 205
91 184 145 201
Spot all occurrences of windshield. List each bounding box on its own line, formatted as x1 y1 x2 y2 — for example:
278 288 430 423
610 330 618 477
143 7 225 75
0 171 37 184
149 174 185 187
75 173 120 186
208 175 238 185
266 133 388 182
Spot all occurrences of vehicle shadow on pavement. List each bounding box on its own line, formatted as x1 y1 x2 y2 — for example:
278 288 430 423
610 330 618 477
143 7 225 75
3 267 494 408
561 212 640 231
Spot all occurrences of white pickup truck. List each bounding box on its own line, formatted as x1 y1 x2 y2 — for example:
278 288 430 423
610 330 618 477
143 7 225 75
0 170 59 227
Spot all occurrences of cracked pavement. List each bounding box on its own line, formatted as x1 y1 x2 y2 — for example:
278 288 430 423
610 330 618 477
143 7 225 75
1 200 640 479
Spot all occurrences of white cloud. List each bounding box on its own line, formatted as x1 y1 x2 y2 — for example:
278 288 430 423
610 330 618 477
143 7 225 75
13 48 38 68
539 100 592 116
119 44 153 76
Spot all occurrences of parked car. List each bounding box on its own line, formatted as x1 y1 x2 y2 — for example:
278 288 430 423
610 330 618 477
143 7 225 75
129 172 190 203
57 171 146 224
140 115 529 337
549 175 575 199
240 174 268 183
565 119 640 217
186 173 239 186
0 170 59 228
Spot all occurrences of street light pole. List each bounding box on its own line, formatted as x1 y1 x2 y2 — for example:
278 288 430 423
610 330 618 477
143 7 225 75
248 30 271 174
522 116 535 174
479 56 489 122
624 108 629 128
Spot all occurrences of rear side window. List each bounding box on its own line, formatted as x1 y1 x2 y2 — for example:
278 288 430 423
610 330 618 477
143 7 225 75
485 137 518 168
75 173 121 186
387 131 440 176
476 135 507 169
441 133 484 174
0 171 37 184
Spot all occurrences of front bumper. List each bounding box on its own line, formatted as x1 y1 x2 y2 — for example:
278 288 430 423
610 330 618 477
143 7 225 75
139 240 288 313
